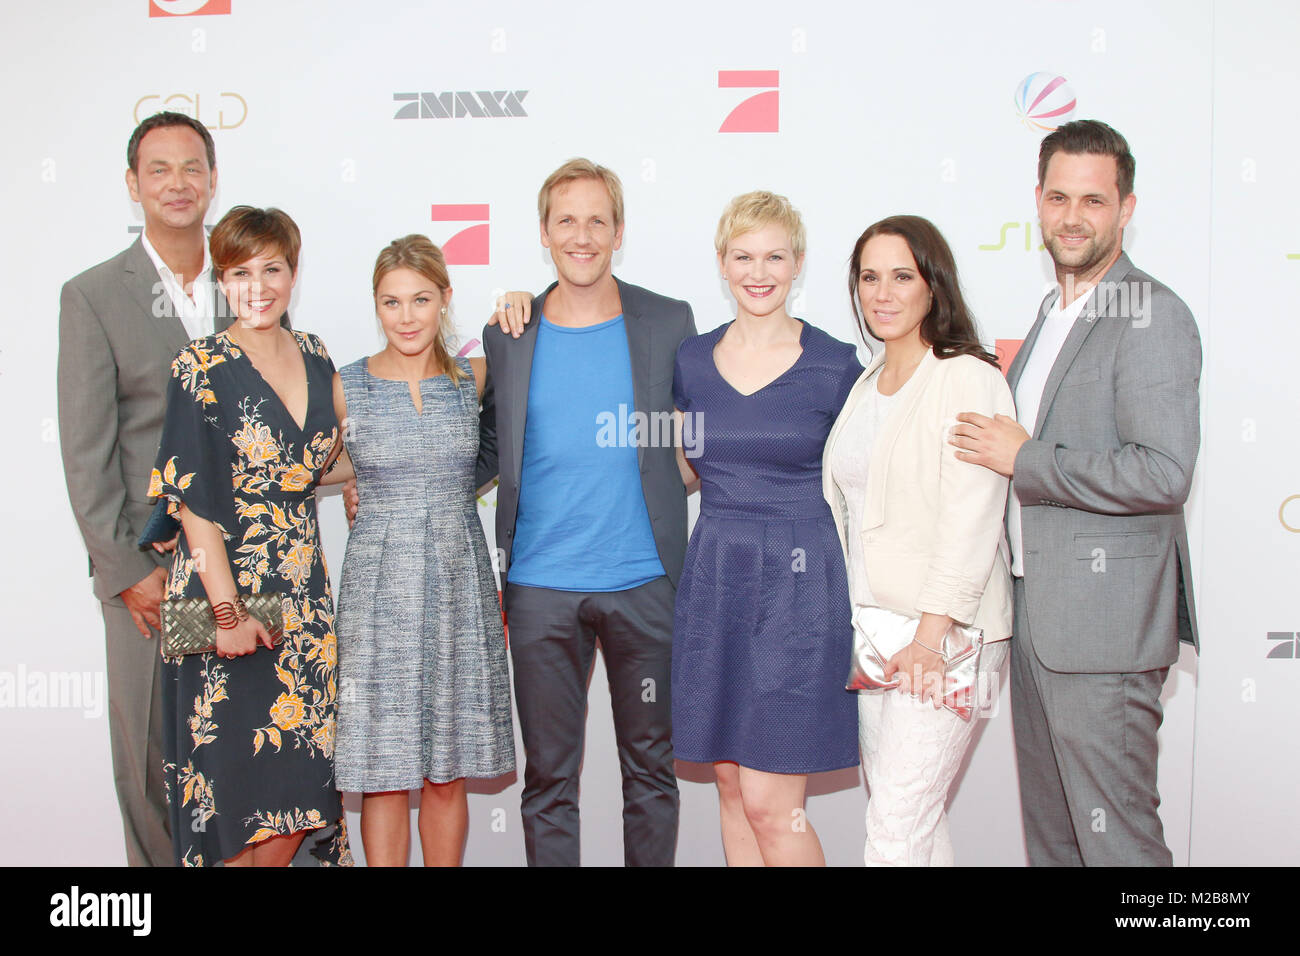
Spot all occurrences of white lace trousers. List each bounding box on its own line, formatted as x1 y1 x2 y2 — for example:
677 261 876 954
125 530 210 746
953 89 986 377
857 641 1008 866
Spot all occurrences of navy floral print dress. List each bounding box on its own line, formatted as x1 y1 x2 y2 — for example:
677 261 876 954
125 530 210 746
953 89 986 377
149 329 352 866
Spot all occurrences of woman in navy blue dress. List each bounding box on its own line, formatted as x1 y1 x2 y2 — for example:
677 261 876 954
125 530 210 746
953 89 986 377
672 192 861 865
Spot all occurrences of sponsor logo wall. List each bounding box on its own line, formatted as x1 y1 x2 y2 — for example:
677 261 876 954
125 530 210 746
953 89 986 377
0 0 1291 866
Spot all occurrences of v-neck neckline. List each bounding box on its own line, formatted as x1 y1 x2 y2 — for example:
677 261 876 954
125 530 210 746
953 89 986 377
221 329 312 433
710 319 808 398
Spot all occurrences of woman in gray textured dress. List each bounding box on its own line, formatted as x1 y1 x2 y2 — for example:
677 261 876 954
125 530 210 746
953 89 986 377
325 235 514 866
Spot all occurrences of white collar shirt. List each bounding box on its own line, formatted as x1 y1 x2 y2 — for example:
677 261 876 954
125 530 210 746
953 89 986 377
1008 286 1094 577
139 230 216 342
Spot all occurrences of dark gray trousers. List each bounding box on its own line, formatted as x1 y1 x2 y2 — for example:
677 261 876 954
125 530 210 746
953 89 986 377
504 576 679 867
1011 578 1172 866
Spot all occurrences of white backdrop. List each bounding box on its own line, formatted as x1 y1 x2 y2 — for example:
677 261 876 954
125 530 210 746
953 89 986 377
0 0 1292 866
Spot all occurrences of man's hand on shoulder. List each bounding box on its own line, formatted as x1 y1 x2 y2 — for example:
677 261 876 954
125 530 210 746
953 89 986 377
487 291 533 338
950 412 1029 478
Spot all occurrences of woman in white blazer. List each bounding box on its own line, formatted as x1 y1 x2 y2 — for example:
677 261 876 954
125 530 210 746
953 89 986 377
822 215 1014 866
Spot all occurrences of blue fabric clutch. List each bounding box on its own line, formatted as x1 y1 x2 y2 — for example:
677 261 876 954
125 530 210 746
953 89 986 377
137 498 180 548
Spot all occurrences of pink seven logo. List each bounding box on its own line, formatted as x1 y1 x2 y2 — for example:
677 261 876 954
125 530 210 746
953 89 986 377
149 0 231 15
431 204 489 266
719 71 779 133
995 340 1024 375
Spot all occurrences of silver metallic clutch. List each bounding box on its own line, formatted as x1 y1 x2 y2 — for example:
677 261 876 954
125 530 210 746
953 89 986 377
845 604 984 721
160 594 285 659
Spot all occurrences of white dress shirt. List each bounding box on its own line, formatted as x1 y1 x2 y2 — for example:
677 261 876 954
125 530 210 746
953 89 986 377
139 231 215 342
1009 286 1094 576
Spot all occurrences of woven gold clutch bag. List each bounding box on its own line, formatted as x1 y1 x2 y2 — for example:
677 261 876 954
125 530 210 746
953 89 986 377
160 594 285 658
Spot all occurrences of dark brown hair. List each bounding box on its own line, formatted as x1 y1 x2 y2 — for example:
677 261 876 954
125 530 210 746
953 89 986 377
210 206 302 276
126 110 216 174
1037 119 1135 199
848 215 999 367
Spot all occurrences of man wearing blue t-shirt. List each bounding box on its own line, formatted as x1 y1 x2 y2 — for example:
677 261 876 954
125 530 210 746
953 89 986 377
478 159 696 866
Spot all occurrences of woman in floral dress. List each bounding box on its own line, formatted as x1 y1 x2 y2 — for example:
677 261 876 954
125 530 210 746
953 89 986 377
149 206 351 866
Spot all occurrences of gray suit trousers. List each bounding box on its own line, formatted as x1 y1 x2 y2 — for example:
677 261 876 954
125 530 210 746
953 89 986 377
1011 579 1172 866
505 577 679 866
101 601 172 866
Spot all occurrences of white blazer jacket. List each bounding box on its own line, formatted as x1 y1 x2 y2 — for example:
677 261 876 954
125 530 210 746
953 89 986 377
822 349 1015 642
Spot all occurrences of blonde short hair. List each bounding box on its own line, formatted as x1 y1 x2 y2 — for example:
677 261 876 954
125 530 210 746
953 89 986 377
372 234 463 384
714 190 806 258
538 158 625 228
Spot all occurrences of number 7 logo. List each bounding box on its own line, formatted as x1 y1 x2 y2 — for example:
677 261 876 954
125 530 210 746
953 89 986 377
431 204 490 266
1266 632 1297 659
718 71 779 133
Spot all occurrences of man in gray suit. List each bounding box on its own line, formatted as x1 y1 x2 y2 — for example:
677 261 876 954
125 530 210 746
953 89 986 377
951 120 1200 865
58 111 228 866
479 158 695 866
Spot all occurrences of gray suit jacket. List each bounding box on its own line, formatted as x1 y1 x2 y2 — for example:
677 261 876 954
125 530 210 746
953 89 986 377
1007 252 1201 673
475 277 697 587
58 237 231 603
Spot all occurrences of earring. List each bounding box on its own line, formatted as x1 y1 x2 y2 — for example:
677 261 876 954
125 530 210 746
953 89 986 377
441 306 447 316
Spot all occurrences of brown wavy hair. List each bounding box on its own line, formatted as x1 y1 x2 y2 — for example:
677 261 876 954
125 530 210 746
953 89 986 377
848 215 998 367
372 234 462 384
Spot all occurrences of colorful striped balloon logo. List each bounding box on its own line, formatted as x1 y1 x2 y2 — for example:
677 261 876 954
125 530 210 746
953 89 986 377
1015 72 1077 131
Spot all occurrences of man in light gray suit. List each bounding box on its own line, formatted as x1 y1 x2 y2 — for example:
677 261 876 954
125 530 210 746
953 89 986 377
478 158 695 866
951 120 1200 866
58 111 228 866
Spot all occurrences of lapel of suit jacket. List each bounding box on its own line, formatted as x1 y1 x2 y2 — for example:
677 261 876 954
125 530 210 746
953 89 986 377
507 282 552 491
861 348 939 530
616 278 652 469
1006 291 1055 395
121 237 191 354
1031 252 1135 438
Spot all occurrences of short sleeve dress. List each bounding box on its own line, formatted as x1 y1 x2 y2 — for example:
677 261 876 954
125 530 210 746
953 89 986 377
148 329 352 867
671 320 862 774
332 357 514 792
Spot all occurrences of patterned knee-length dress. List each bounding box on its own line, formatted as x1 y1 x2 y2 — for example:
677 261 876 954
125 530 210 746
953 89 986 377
149 329 353 867
333 356 514 792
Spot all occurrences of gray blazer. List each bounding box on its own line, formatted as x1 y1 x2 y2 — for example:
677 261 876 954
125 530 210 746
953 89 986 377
1007 251 1201 673
58 237 231 602
476 277 697 587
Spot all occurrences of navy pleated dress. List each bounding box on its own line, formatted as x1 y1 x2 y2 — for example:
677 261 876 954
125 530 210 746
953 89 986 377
671 320 862 774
